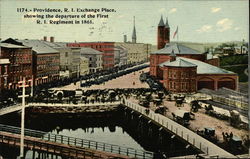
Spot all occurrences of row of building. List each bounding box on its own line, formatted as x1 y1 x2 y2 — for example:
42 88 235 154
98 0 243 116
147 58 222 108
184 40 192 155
0 35 152 90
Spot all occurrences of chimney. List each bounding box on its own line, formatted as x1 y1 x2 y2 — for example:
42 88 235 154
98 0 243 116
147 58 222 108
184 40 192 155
50 36 54 42
124 35 127 43
43 36 47 41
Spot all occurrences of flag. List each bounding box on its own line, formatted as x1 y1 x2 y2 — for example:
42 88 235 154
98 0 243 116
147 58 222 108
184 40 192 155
173 26 178 39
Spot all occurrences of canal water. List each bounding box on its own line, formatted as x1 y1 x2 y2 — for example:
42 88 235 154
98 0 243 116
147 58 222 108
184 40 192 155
0 110 198 158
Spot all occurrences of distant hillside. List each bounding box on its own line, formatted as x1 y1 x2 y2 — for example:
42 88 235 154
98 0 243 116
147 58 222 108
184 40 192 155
173 41 246 53
150 41 247 53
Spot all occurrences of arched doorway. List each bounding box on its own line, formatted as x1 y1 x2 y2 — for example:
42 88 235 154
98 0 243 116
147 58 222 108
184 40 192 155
218 77 235 90
197 77 214 90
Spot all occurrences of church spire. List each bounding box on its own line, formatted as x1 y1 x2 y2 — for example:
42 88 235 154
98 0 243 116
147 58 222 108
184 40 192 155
158 15 165 26
165 17 170 28
132 16 136 43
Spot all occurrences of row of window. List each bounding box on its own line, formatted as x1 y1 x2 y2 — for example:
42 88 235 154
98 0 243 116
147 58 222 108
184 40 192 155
169 81 196 90
169 70 196 79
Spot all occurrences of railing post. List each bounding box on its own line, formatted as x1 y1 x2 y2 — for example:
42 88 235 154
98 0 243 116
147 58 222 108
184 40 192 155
61 135 63 144
55 134 57 142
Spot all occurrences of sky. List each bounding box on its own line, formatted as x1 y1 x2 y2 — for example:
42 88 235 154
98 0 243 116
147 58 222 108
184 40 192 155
0 0 249 45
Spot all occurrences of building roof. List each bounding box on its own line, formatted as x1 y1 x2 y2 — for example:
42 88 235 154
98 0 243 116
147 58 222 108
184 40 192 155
0 58 10 64
18 40 59 54
80 47 102 55
158 16 165 27
42 41 65 48
0 43 30 49
151 43 203 55
159 58 197 67
159 57 235 74
165 17 170 28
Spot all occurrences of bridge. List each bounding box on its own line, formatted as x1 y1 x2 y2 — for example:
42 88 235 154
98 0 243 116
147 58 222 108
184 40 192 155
121 99 236 158
0 124 153 159
0 100 236 158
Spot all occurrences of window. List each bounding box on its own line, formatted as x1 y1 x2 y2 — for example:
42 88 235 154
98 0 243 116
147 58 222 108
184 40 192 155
65 52 68 57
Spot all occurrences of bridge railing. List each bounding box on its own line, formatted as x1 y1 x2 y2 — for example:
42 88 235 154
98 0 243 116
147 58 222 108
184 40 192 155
0 124 153 159
123 100 213 156
0 133 102 158
28 101 121 107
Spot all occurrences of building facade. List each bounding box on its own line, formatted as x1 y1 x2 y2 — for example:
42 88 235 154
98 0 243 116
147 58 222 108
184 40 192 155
80 57 89 76
0 59 10 90
115 42 151 64
18 40 60 85
67 42 114 69
114 46 128 66
80 47 102 73
0 41 33 89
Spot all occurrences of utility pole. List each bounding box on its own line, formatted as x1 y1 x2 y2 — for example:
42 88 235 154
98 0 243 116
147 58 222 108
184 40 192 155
28 75 34 97
18 77 29 159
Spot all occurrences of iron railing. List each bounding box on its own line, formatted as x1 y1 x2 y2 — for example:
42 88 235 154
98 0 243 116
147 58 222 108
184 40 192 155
0 124 154 159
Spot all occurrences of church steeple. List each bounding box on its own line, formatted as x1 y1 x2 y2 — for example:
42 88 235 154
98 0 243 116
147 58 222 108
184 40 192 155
165 17 170 28
158 15 165 26
158 15 166 49
132 16 136 43
164 17 170 44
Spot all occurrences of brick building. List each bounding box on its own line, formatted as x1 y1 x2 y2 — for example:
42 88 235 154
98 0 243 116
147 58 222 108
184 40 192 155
0 41 33 89
67 42 114 69
150 17 238 93
17 40 60 85
0 59 10 90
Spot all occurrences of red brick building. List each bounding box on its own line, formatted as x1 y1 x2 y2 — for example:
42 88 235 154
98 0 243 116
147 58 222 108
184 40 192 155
0 59 10 90
158 16 170 49
150 17 238 93
0 42 33 89
67 42 114 69
18 40 60 85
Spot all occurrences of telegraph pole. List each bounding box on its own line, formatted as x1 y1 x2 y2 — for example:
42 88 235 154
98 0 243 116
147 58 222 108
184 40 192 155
18 77 29 159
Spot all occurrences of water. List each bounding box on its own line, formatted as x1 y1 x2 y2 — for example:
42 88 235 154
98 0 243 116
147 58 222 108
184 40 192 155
51 127 144 150
0 112 146 159
0 110 199 158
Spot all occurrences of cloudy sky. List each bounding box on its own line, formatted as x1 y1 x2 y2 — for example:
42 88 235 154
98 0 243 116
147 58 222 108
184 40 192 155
0 0 249 44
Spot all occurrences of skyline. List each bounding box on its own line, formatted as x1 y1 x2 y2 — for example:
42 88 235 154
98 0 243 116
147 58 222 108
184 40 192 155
0 0 249 44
